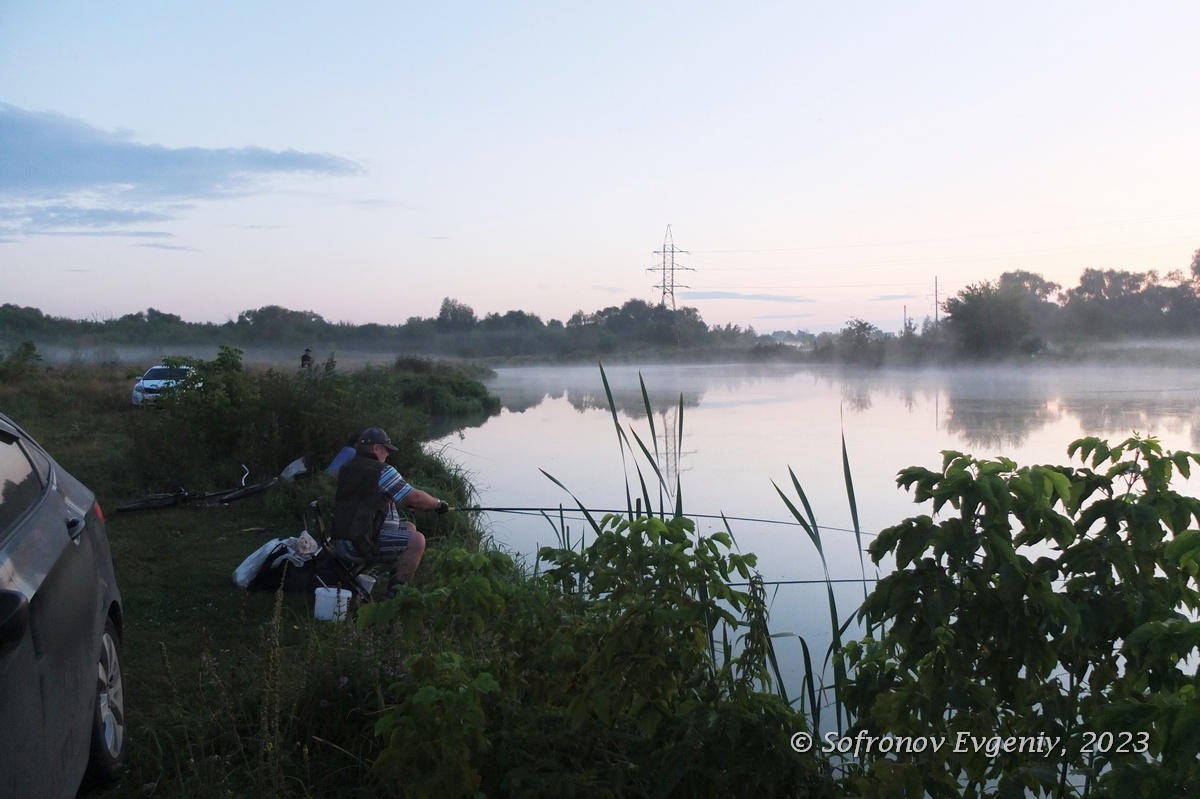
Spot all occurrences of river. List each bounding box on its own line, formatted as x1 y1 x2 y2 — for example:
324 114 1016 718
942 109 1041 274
429 362 1200 693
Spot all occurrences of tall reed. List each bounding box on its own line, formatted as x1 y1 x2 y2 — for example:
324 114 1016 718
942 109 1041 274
544 365 869 740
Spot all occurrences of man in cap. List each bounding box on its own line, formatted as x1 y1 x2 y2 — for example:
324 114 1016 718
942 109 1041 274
331 426 450 597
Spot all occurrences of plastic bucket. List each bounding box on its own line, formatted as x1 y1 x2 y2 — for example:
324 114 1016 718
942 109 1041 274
314 587 350 622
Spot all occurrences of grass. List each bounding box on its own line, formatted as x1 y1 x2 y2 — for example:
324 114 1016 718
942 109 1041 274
0 363 483 798
90 473 436 797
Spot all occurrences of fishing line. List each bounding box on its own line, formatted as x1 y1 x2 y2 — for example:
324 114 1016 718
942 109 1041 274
730 577 879 587
455 506 880 538
458 507 884 584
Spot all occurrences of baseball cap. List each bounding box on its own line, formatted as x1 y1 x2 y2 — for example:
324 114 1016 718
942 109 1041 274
358 427 398 452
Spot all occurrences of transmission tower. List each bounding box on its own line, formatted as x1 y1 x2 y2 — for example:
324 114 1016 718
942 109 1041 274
648 225 693 311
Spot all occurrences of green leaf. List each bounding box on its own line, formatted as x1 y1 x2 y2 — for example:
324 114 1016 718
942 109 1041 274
473 672 500 694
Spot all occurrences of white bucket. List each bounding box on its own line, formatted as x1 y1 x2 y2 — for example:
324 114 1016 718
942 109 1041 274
314 586 351 622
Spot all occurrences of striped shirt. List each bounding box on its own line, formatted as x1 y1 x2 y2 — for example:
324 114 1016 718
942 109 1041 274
380 465 413 525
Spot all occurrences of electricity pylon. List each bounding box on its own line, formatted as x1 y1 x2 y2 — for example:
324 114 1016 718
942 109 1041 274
648 225 693 311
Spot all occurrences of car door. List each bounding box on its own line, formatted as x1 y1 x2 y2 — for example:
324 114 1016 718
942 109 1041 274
0 422 101 799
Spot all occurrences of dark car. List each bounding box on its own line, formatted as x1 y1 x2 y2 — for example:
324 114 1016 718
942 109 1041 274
0 413 126 797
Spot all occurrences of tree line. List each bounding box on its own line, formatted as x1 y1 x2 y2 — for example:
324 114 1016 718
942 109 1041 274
0 297 787 362
5 248 1199 363
805 248 1200 363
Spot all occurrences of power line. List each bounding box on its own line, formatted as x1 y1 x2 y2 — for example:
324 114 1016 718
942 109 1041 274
686 211 1200 255
686 233 1198 271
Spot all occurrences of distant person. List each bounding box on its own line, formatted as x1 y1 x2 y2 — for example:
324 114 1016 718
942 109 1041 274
300 349 314 369
324 433 358 474
331 427 450 597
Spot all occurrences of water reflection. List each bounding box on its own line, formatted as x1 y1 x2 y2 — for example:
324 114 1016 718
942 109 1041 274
488 373 701 416
1066 392 1200 442
942 398 1061 449
937 368 1200 450
841 384 873 413
453 363 1200 563
427 408 498 440
477 364 1200 457
485 363 805 417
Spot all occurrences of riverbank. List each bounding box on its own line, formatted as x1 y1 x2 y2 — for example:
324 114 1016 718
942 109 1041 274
1 361 821 798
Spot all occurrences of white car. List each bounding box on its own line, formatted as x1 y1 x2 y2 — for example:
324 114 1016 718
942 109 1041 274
131 365 193 406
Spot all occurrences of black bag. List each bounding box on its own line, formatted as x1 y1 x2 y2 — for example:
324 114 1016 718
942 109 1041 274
247 545 329 594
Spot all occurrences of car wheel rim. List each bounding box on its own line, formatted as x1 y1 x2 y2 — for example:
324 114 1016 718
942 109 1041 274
97 630 125 758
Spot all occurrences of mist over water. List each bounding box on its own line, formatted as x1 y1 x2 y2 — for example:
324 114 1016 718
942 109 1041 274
430 361 1200 693
35 343 403 370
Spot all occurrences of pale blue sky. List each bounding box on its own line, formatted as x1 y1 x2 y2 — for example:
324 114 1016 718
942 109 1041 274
2 1 1198 332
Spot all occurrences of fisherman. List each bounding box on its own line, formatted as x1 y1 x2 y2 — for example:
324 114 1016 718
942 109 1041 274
331 427 449 597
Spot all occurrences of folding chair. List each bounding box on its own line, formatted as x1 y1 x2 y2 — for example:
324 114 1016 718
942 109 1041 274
303 500 376 604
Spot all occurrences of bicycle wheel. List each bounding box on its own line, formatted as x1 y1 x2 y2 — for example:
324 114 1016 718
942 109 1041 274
115 491 187 513
214 478 277 505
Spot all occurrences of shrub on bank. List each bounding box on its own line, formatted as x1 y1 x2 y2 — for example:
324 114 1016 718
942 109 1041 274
840 435 1200 797
128 346 498 493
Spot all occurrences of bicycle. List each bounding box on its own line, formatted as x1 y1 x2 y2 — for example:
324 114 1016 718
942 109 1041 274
115 464 281 513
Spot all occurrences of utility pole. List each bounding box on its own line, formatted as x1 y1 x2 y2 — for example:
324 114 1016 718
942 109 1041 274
648 225 693 311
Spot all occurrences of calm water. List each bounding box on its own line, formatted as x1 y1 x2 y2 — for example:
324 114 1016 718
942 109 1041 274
430 362 1200 691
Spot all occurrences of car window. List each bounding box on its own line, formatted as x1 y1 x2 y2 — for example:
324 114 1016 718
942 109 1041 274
22 440 50 484
0 432 43 537
144 367 189 380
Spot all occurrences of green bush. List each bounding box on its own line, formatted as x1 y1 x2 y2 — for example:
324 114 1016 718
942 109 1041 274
0 340 42 382
359 514 832 798
126 347 494 492
841 435 1200 798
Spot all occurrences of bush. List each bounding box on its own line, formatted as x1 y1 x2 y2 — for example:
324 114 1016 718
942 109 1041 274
842 435 1200 797
127 347 493 492
0 340 42 382
359 514 833 798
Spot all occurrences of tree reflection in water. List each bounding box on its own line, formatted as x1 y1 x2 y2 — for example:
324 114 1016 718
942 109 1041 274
942 397 1061 449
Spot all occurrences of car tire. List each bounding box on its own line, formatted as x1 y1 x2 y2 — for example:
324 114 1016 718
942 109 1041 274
85 618 128 782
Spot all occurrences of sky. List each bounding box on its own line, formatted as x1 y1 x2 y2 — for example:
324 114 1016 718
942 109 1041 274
2 1 1199 334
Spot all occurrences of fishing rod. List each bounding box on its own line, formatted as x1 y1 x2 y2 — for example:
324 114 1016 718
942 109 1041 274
451 506 883 585
452 505 879 538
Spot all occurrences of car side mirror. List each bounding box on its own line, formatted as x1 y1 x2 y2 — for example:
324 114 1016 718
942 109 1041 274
0 590 30 658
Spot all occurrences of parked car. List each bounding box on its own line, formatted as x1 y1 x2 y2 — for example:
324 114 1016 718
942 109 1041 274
131 364 192 406
0 413 126 797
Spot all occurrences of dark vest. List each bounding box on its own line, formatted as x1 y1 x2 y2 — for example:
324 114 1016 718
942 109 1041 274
332 454 388 558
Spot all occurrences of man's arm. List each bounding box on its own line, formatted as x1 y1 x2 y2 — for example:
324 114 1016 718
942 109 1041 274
399 487 445 512
380 466 449 513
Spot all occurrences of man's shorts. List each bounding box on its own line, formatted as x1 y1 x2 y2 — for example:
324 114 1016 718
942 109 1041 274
333 520 412 562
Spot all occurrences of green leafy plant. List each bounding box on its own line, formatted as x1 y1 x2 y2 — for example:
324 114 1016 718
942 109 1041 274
841 435 1200 798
